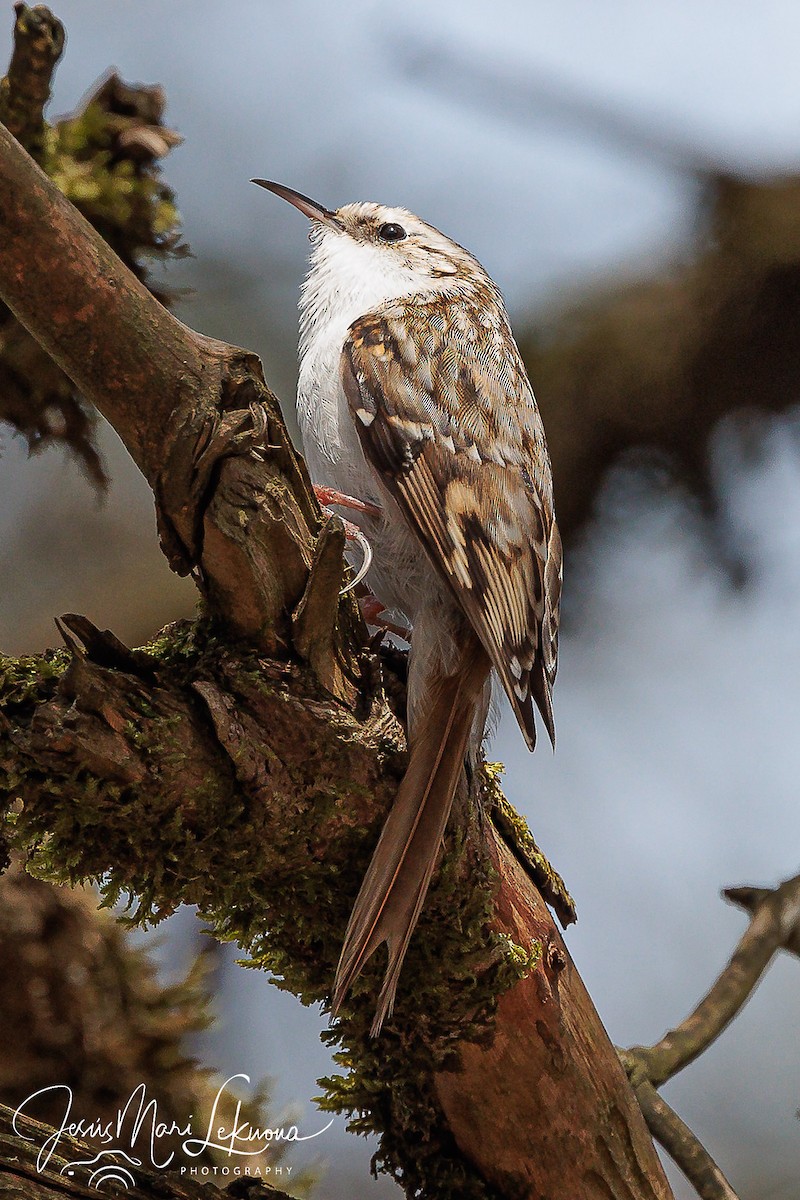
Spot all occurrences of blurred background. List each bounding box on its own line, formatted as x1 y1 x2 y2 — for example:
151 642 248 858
2 2 800 1197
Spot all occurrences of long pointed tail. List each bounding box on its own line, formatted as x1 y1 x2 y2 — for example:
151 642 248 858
332 639 489 1036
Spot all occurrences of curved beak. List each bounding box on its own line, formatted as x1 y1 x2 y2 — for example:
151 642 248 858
251 179 343 231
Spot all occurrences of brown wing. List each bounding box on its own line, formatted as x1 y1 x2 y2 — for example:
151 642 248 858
341 296 561 749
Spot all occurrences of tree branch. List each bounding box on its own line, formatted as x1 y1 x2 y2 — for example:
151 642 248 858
0 2 63 158
625 1081 740 1200
0 113 205 480
620 873 800 1199
626 874 800 1086
0 8 185 487
0 109 365 693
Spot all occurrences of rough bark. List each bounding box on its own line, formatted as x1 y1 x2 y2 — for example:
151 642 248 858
0 107 675 1198
0 110 364 696
436 840 668 1199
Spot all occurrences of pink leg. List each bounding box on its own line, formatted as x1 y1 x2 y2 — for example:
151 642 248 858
314 485 382 518
359 595 412 641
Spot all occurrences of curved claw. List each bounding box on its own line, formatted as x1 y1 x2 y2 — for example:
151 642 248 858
340 527 373 594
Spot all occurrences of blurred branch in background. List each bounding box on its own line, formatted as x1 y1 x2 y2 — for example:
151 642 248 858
403 35 800 551
0 8 675 1198
0 0 62 158
526 174 800 546
619 873 800 1200
0 1 185 488
0 859 305 1187
399 35 724 173
0 860 216 1140
0 1104 297 1200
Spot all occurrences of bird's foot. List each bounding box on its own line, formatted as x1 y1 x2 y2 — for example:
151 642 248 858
314 487 381 594
315 507 374 595
359 594 412 642
314 485 382 518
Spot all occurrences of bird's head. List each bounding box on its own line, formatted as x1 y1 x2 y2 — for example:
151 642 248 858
252 180 496 316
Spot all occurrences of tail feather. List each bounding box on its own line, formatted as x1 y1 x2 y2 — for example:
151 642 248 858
332 643 489 1035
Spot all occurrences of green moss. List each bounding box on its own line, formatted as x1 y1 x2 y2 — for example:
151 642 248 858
2 627 548 1198
484 762 576 928
303 806 541 1200
0 648 69 712
45 103 184 272
0 650 69 810
142 616 217 665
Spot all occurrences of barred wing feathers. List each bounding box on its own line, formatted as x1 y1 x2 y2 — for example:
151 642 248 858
341 296 561 748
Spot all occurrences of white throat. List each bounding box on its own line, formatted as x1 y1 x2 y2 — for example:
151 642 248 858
300 228 434 360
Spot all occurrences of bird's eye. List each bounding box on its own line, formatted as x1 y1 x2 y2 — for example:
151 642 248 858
377 222 407 243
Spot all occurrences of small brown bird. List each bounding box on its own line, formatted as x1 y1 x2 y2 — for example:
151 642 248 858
254 181 562 1035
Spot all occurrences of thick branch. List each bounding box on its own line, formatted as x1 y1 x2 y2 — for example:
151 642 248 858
0 115 204 479
1 622 672 1199
0 117 367 693
437 836 670 1199
0 9 187 485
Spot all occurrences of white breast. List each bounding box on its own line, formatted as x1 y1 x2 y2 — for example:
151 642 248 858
296 221 430 510
296 313 368 494
295 226 454 627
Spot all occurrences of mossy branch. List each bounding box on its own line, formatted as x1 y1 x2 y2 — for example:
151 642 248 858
2 614 660 1198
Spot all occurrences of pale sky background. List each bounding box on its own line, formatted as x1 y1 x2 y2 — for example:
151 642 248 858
2 2 800 1197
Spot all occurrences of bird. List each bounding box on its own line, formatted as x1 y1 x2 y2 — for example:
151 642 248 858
253 180 562 1036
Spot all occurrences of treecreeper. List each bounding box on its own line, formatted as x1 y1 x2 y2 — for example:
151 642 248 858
254 180 562 1035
